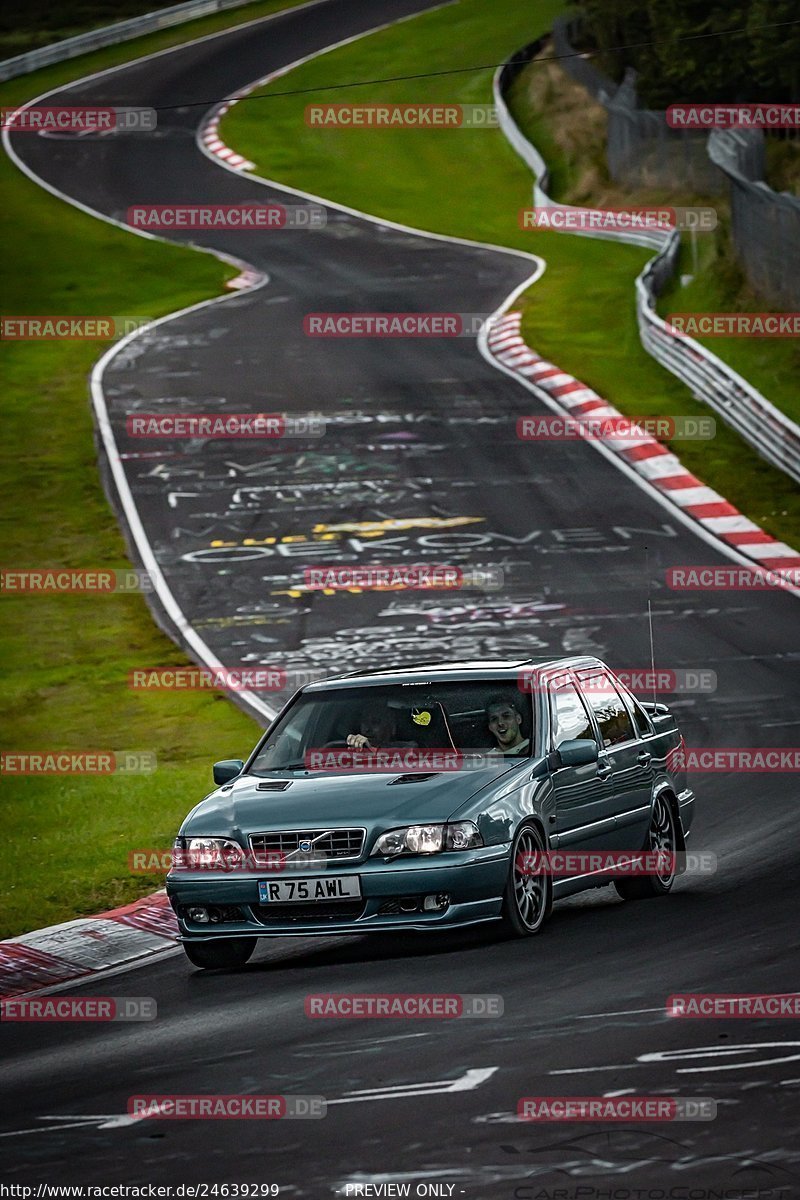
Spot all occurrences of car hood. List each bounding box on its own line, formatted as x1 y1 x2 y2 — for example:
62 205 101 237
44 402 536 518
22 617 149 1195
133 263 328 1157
181 762 522 836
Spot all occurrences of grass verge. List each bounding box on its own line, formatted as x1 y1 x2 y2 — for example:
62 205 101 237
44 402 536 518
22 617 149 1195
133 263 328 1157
0 0 311 939
222 0 799 547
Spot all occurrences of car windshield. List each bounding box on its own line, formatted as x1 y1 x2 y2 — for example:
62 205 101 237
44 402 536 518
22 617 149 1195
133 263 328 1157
248 681 534 774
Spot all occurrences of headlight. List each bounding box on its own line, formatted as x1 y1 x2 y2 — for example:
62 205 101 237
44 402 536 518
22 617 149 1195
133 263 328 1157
172 836 245 871
371 821 482 858
445 821 483 851
406 825 444 854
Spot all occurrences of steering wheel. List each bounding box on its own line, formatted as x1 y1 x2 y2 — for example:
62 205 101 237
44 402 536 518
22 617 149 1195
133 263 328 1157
322 739 349 748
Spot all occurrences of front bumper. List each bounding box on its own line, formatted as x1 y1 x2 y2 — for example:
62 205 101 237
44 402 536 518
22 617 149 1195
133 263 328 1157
167 844 510 941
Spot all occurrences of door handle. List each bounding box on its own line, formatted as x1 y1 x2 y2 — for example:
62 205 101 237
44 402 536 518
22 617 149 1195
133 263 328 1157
638 749 652 766
596 758 612 777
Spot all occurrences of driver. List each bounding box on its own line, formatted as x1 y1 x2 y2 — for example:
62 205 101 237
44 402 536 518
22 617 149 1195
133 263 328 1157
346 702 417 750
485 694 530 756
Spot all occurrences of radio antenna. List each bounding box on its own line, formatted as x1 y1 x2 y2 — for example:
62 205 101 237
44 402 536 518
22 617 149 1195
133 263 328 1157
645 543 657 707
647 597 657 707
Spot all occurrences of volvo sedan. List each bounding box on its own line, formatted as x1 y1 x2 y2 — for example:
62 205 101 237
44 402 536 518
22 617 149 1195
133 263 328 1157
166 657 695 968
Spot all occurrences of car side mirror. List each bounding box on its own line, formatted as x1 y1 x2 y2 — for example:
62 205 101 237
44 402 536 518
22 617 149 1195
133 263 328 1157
213 759 244 786
558 739 599 767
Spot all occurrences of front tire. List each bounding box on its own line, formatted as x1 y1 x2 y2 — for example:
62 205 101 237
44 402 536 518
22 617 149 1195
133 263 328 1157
500 823 553 937
615 792 679 900
182 937 257 970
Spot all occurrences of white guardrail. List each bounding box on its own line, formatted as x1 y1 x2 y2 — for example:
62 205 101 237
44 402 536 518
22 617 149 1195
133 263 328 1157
493 45 800 486
0 0 260 81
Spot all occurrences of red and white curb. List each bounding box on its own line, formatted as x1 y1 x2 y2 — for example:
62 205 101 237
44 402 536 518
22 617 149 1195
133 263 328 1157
0 892 177 998
200 94 255 171
487 311 800 581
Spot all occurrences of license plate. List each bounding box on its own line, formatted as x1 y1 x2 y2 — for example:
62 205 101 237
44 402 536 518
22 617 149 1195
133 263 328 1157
258 876 362 903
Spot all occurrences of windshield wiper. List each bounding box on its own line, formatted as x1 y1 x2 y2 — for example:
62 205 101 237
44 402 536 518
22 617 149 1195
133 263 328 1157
251 761 307 774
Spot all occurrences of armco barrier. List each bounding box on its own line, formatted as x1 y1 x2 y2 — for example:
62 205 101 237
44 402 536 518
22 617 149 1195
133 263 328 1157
0 0 260 81
494 41 800 486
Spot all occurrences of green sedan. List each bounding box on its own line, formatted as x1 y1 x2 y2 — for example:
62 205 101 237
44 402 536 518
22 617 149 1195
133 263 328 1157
167 656 695 969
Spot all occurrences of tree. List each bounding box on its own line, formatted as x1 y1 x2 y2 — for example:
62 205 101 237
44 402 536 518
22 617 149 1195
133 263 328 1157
574 0 797 106
748 0 800 100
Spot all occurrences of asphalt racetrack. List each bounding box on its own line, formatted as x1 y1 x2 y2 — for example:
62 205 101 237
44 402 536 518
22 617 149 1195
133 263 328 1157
2 0 800 1193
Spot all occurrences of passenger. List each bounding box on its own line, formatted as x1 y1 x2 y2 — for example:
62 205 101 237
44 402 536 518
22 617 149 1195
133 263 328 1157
485 694 530 756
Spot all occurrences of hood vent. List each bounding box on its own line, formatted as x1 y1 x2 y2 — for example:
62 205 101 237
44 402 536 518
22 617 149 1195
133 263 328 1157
256 780 293 791
388 772 440 785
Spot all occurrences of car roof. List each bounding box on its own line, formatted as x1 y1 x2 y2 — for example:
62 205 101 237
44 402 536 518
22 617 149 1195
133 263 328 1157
302 656 608 692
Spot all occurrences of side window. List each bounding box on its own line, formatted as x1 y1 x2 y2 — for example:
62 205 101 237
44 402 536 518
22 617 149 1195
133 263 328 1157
550 682 594 750
606 672 653 739
578 672 635 747
628 694 653 739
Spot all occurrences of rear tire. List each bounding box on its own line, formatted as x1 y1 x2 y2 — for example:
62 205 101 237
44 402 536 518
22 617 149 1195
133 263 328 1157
182 937 257 969
615 792 679 900
499 823 553 937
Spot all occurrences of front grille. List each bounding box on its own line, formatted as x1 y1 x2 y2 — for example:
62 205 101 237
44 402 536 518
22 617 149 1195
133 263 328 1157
249 828 365 864
251 901 366 925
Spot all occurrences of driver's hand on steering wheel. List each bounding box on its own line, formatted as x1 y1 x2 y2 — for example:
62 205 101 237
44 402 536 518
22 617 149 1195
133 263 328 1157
346 733 375 749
